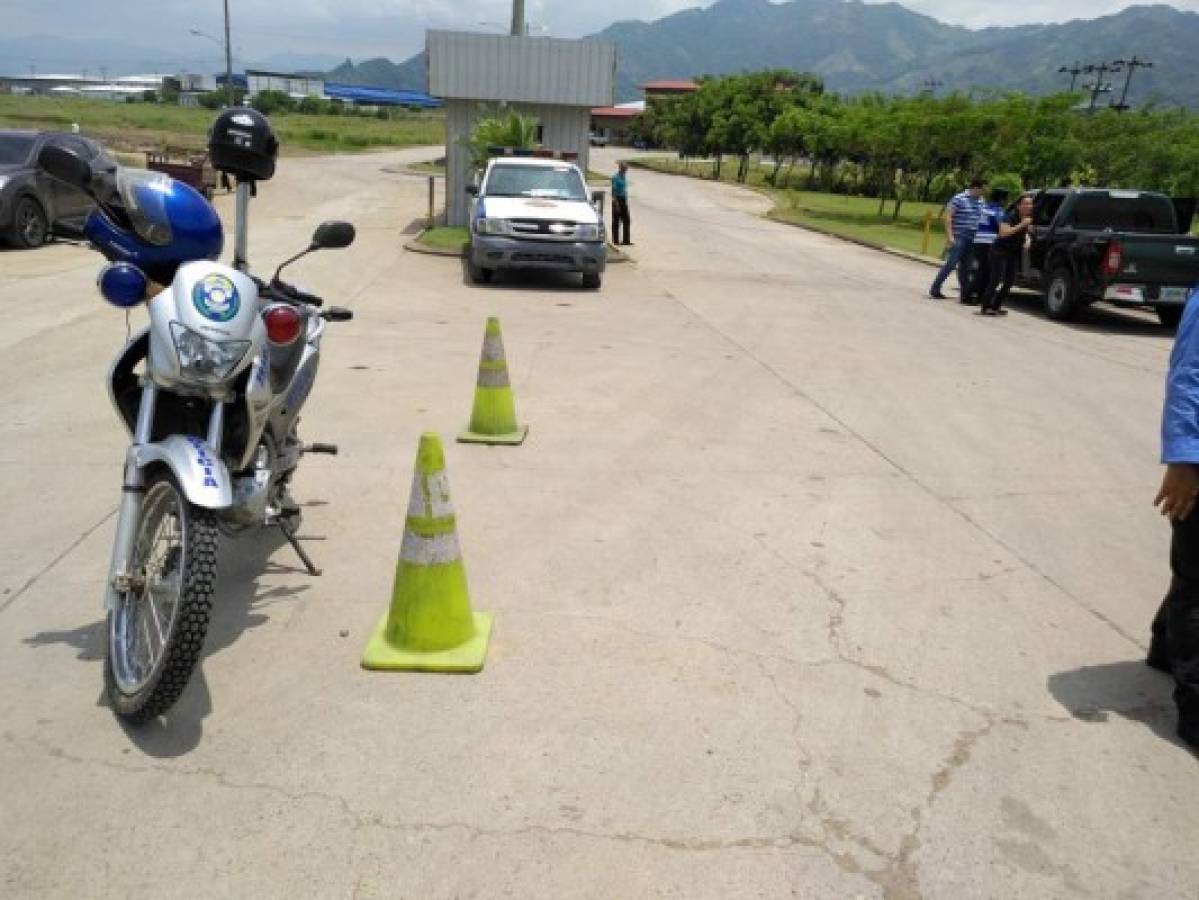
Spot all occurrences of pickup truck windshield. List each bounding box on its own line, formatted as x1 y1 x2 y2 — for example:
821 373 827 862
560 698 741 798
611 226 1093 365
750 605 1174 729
485 164 588 202
1068 193 1178 234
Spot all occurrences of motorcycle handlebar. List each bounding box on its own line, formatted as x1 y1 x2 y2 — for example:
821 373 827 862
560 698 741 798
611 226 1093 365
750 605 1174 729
258 276 324 308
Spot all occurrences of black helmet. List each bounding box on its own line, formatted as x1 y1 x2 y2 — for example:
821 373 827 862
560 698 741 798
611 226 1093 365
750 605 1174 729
208 107 278 182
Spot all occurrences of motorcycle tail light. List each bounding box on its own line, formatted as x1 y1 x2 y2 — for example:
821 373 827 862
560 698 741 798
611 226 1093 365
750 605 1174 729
264 304 303 345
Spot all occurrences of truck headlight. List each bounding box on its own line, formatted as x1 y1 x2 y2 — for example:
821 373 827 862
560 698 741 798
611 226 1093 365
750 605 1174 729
575 224 601 241
475 217 510 236
170 322 250 383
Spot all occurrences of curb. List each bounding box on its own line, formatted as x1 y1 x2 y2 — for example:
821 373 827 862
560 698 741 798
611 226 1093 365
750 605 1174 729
403 229 632 265
764 211 942 269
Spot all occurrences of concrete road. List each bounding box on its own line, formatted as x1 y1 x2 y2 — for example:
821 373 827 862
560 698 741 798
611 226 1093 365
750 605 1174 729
1 144 1193 899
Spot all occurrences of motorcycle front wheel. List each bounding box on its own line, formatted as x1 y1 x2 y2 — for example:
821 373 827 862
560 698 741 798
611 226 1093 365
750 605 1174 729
104 470 218 722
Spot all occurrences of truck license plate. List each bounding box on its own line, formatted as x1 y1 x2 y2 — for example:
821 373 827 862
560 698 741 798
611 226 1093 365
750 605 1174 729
1160 287 1189 303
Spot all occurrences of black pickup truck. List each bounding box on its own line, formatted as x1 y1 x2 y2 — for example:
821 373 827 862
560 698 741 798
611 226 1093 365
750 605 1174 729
1017 188 1199 326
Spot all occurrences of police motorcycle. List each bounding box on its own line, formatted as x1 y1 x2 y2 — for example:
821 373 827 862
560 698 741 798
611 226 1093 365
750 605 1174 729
39 109 355 721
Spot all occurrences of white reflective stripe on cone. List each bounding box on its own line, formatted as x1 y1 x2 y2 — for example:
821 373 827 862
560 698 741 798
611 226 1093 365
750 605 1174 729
405 471 455 520
481 333 506 363
400 529 462 565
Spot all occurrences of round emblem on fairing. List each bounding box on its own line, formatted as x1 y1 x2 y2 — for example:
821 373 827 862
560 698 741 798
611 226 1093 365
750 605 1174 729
192 274 240 322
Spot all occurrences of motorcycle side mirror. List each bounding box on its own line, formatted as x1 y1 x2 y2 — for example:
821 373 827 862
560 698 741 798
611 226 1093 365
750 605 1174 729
39 145 92 192
311 220 355 250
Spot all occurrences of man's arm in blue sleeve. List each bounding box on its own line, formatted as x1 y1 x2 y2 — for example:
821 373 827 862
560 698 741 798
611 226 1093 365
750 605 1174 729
1163 289 1199 463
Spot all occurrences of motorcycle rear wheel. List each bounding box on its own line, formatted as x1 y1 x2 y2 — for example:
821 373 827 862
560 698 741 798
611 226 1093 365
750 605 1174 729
104 470 218 722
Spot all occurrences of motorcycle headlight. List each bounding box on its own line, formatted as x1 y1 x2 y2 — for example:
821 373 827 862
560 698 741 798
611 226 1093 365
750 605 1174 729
170 322 250 383
575 224 600 241
475 217 509 236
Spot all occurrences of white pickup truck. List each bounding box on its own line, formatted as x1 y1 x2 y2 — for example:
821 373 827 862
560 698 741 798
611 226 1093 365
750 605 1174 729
466 154 606 289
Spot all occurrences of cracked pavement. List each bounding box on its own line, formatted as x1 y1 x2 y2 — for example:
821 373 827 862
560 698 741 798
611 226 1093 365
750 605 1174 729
1 145 1197 898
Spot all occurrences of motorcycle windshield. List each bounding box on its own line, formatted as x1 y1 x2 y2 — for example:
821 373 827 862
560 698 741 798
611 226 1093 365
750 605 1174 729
115 168 176 247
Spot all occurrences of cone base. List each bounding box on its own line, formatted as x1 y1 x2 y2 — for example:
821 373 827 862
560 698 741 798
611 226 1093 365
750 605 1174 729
361 610 493 672
457 426 528 446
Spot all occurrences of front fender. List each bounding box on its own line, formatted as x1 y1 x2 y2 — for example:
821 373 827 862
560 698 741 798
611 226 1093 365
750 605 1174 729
134 435 232 509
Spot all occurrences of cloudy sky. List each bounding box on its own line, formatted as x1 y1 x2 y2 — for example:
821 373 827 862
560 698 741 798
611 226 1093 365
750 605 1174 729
5 0 1199 70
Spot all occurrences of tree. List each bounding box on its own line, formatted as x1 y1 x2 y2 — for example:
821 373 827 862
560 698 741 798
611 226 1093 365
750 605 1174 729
467 111 539 169
252 90 295 116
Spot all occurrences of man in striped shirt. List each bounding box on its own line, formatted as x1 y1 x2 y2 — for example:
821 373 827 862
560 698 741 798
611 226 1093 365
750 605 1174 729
929 177 987 300
962 187 1008 305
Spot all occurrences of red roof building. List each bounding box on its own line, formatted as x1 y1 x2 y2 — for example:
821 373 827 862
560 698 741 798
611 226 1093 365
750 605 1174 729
639 80 699 96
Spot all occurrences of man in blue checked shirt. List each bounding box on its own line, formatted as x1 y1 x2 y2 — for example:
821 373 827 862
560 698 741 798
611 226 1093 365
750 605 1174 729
929 177 987 300
1151 286 1199 748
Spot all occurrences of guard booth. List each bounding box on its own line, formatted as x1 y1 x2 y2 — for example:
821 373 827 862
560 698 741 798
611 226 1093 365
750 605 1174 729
426 30 616 227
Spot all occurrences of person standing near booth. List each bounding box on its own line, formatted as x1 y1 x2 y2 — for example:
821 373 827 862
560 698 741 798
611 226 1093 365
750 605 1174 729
611 162 632 246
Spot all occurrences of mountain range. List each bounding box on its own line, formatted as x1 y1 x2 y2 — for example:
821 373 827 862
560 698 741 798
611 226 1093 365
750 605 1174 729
0 35 344 82
330 0 1199 108
7 3 1198 108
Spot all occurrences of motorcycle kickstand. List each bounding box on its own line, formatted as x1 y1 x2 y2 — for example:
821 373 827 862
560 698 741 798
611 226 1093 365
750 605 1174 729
277 517 321 576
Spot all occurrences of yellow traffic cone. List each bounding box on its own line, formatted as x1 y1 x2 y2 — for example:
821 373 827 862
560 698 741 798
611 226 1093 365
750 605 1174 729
458 317 528 445
361 433 493 672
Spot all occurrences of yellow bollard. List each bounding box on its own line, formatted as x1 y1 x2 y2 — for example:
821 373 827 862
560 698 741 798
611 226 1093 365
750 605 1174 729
921 210 933 257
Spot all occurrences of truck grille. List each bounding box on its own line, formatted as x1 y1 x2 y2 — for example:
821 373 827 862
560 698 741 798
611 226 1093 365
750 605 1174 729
509 219 579 240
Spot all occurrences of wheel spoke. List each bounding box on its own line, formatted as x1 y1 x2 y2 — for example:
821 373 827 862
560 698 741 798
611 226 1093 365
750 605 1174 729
146 586 167 649
111 480 188 696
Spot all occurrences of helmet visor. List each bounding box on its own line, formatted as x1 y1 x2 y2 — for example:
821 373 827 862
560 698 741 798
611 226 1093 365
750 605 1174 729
115 168 176 246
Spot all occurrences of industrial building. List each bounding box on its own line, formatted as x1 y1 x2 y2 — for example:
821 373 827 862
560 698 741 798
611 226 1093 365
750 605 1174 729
426 29 615 227
589 101 645 145
323 83 441 109
244 69 323 99
0 73 176 98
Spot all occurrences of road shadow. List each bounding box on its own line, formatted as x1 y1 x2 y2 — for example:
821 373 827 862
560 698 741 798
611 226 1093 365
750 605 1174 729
459 257 591 293
23 521 314 758
1002 289 1173 337
1047 659 1192 752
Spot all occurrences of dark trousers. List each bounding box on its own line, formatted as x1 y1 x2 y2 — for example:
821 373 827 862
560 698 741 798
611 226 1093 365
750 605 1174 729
965 245 990 300
612 197 631 245
1151 508 1199 730
982 249 1019 311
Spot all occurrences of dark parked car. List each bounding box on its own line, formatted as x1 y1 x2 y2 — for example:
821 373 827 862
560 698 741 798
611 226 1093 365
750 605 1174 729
0 130 116 249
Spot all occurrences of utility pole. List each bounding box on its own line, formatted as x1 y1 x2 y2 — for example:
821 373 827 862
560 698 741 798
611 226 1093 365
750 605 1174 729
1084 63 1115 112
510 0 526 36
1058 61 1083 92
223 0 235 105
1111 56 1153 112
921 77 944 95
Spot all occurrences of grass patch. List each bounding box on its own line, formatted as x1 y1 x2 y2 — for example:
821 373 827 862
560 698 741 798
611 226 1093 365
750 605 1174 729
0 95 444 155
408 159 445 174
418 226 469 252
630 157 945 257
